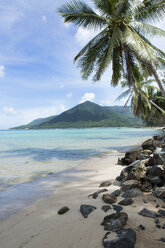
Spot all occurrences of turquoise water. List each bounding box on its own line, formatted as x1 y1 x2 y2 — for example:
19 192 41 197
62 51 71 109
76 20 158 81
0 128 160 190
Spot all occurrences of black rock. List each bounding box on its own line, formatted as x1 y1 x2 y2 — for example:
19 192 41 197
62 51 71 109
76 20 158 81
162 223 165 229
112 205 123 213
138 224 145 230
119 198 134 206
139 208 162 218
116 176 122 182
102 228 136 248
102 194 117 204
99 180 112 188
102 205 112 213
143 199 148 203
101 212 128 231
122 188 142 198
80 204 96 218
155 204 160 208
159 238 165 242
155 218 161 229
58 206 69 215
111 189 121 197
158 209 165 217
91 188 108 199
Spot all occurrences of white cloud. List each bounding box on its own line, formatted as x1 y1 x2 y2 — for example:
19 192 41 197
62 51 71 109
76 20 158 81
75 27 99 45
80 93 95 103
0 104 68 129
66 92 72 98
3 106 17 115
63 22 71 29
42 15 47 23
100 100 112 106
0 65 5 78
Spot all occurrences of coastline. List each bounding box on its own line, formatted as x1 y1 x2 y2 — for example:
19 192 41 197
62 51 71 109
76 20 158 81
0 150 164 248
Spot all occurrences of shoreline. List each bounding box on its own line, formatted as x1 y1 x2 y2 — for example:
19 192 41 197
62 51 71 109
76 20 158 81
0 147 164 248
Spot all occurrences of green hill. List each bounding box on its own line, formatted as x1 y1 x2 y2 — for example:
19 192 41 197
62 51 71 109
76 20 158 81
12 101 143 129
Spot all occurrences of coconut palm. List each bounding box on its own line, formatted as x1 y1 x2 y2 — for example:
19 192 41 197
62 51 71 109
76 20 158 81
116 77 165 119
58 0 165 97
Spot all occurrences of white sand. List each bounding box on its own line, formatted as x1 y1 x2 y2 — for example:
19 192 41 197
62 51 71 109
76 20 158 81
0 152 164 248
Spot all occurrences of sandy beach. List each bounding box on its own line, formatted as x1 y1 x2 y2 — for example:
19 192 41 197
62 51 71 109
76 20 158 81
0 152 164 248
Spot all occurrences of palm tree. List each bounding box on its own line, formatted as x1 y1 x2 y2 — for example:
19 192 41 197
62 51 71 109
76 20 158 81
58 0 165 97
116 77 165 119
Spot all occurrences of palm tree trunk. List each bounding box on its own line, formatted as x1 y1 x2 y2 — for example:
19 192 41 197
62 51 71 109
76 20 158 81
149 64 165 99
149 100 165 113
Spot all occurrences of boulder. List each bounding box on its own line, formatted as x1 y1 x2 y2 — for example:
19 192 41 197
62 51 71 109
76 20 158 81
101 212 128 231
122 188 143 198
58 206 69 215
142 139 158 151
102 205 112 213
120 149 141 165
112 205 123 213
80 204 96 218
139 208 162 218
154 187 165 199
102 228 136 248
118 198 134 206
121 180 139 192
90 188 108 199
99 180 112 188
120 160 141 181
102 194 117 204
158 209 165 217
111 190 121 197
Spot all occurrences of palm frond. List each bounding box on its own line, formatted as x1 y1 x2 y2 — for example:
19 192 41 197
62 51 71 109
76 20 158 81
123 24 158 66
58 0 106 29
93 25 121 81
116 89 132 101
111 45 124 86
74 28 108 61
133 21 165 38
93 0 114 17
135 0 165 22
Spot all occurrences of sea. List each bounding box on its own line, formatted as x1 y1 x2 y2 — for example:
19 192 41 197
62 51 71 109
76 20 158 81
0 127 161 220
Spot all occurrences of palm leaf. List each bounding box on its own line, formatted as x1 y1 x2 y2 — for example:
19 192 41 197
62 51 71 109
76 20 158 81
58 0 106 29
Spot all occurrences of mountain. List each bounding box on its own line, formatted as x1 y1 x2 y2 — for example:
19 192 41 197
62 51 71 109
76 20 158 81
12 101 143 129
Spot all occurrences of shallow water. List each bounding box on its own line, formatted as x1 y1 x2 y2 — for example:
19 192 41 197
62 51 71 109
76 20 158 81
0 127 162 220
0 128 160 191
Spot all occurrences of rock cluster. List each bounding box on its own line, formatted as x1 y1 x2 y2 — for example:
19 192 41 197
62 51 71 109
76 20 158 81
118 135 165 197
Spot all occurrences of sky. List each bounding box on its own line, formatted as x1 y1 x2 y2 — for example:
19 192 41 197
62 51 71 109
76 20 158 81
0 0 164 129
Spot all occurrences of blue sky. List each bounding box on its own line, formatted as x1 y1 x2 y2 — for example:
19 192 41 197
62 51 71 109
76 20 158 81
0 0 164 129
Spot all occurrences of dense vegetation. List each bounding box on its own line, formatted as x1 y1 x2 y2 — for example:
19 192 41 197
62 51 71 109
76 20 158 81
13 101 143 129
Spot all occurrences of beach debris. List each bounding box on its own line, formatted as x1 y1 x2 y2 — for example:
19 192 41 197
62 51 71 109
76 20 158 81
102 228 136 248
118 198 134 206
138 224 145 230
80 204 96 218
58 206 69 215
101 212 128 231
99 180 112 188
122 188 143 198
158 209 165 217
112 205 123 213
88 188 108 199
111 189 121 197
102 205 112 213
121 180 139 192
139 208 162 218
102 194 117 204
